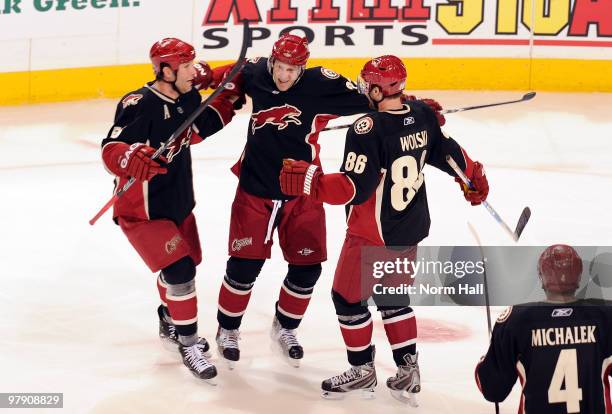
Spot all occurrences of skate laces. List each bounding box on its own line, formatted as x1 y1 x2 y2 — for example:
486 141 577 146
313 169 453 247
279 328 299 348
184 345 212 373
330 367 360 387
220 328 240 349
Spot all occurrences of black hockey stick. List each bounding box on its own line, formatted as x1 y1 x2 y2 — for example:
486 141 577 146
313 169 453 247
321 92 536 132
468 222 500 414
446 155 531 242
90 21 251 225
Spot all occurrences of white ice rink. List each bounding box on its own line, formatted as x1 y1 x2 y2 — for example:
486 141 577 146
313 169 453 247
1 91 612 413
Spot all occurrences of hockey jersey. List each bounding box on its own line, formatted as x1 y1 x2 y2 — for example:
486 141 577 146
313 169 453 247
339 101 467 246
237 57 371 199
476 300 612 414
101 83 233 224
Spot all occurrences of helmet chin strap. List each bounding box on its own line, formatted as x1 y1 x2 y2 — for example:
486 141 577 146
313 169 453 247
158 69 181 95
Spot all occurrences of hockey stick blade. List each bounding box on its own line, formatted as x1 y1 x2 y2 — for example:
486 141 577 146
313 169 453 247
322 92 536 132
513 207 531 240
443 92 536 114
447 155 519 242
89 21 252 226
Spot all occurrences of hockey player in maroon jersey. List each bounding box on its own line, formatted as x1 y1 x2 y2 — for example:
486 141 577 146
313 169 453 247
279 55 488 403
476 245 612 413
211 33 445 369
100 38 242 381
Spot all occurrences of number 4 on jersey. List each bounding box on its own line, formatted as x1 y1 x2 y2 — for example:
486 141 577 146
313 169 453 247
548 348 583 413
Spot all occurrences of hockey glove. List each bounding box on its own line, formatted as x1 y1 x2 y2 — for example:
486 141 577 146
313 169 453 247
120 143 167 182
456 161 488 205
193 61 213 91
401 94 446 126
280 159 322 197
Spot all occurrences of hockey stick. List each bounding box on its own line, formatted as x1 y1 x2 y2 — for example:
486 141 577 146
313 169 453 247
321 92 536 132
89 21 251 226
468 222 500 414
446 155 531 242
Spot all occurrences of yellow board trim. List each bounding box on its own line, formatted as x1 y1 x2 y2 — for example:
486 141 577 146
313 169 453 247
2 57 611 105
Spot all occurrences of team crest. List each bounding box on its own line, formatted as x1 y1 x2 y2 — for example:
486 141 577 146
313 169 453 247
251 104 302 134
122 93 143 109
247 57 261 64
496 306 513 323
165 235 182 254
354 116 373 135
224 82 236 91
110 126 123 139
321 67 339 79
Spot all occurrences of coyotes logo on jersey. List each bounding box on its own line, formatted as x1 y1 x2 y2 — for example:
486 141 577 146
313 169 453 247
251 104 302 134
165 127 193 162
122 93 143 109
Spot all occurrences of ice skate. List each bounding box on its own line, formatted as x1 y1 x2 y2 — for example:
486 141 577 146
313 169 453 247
270 316 303 367
321 362 377 400
179 342 217 384
387 352 420 407
158 305 211 357
216 326 240 369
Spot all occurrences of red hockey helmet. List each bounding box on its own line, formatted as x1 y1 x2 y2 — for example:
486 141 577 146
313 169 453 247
357 55 407 97
149 38 195 74
271 33 310 66
538 244 583 293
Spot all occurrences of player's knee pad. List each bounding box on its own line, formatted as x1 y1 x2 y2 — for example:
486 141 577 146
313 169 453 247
162 256 196 285
226 256 265 287
332 289 368 317
286 263 322 289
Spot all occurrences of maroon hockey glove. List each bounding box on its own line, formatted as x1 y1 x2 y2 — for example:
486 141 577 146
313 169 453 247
280 159 322 197
209 63 235 89
121 143 167 182
193 61 213 91
422 98 446 126
401 94 446 126
456 161 488 205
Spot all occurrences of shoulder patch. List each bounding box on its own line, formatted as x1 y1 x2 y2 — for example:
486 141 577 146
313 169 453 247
122 93 143 109
247 57 261 64
496 306 513 323
321 67 339 79
354 116 373 135
110 126 124 139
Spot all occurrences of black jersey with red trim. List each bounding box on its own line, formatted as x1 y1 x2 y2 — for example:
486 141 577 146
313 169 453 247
476 300 612 414
238 57 371 199
101 83 228 224
339 101 467 246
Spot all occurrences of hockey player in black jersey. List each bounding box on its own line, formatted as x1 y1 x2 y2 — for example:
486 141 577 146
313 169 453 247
476 244 612 413
212 34 447 369
280 55 489 403
100 38 241 382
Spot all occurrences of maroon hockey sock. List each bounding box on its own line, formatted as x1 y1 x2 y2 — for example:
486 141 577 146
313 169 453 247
166 283 198 338
339 312 374 366
275 279 313 329
217 276 253 329
156 273 168 307
381 307 417 366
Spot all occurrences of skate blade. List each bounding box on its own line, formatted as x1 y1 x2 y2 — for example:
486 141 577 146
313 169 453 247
216 347 237 370
390 389 419 407
270 338 302 368
193 374 218 386
321 388 375 400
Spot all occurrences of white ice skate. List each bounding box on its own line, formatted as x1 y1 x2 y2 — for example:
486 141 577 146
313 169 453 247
178 342 217 385
387 352 420 407
270 316 303 367
321 362 377 400
216 326 240 370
